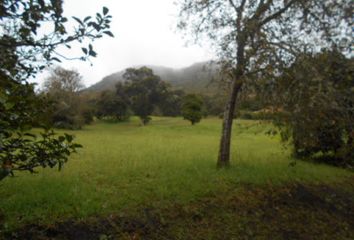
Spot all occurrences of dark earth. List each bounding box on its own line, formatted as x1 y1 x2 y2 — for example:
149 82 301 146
2 179 353 240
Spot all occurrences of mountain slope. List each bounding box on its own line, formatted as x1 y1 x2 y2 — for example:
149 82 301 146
86 61 220 93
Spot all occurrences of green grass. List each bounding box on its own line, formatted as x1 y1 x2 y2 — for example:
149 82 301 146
0 117 352 229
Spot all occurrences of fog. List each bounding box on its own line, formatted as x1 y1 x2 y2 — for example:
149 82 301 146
35 0 214 88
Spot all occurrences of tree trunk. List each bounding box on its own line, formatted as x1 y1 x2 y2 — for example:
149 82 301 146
217 78 243 168
217 38 245 168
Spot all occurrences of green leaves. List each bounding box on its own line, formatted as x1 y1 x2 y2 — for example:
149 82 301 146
83 16 92 22
0 1 115 180
271 50 354 167
4 102 15 110
51 57 62 62
0 128 83 180
82 47 88 55
64 133 73 143
182 94 204 125
1 1 114 80
103 6 109 15
72 16 83 25
0 70 84 181
122 67 170 125
82 44 97 57
103 31 114 37
88 44 97 57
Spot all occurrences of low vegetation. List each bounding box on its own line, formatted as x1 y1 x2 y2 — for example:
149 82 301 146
1 118 352 236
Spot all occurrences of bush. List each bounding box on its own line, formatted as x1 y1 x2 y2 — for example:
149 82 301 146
273 50 353 168
182 94 204 125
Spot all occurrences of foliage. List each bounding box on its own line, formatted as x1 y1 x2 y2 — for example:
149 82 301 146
158 89 185 117
43 67 87 129
182 94 204 125
123 67 169 125
238 110 279 120
96 88 130 121
237 92 264 112
272 50 353 167
0 0 113 79
43 67 84 93
0 80 83 180
0 0 113 179
177 0 352 167
202 93 227 117
0 130 81 181
78 92 101 125
92 69 186 121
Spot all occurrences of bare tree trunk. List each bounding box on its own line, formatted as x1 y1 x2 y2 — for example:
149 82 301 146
217 39 245 168
217 78 242 168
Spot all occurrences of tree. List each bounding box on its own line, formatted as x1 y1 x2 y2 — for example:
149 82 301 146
123 67 169 125
0 0 113 180
202 93 228 117
96 88 130 121
159 89 185 117
182 94 204 125
272 50 353 167
43 67 86 129
177 0 351 167
43 67 84 93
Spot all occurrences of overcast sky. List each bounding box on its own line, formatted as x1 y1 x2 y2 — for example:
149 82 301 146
36 0 214 88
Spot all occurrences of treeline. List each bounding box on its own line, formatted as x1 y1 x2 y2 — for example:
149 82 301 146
38 66 266 130
39 66 213 128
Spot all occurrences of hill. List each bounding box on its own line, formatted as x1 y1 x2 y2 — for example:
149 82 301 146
86 61 220 94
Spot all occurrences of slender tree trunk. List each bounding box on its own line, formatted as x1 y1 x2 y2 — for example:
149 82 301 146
217 40 245 168
217 77 243 168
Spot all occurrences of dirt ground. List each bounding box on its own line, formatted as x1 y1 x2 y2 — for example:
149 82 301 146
2 179 354 240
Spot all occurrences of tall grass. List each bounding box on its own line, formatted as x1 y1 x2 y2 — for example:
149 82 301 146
0 117 351 228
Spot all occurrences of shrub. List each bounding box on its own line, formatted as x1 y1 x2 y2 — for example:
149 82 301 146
182 94 204 125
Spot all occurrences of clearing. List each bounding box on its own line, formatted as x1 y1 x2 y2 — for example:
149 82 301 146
1 117 353 239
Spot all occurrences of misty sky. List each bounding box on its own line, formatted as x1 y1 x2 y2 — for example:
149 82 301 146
37 0 214 88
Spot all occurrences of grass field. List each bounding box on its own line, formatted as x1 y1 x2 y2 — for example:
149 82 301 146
0 117 353 236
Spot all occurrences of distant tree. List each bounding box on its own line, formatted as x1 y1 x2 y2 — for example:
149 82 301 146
177 0 351 167
79 93 96 125
182 94 204 125
159 89 185 117
0 0 113 180
43 67 86 129
43 67 84 93
202 93 227 117
123 67 169 125
271 50 353 167
96 88 130 121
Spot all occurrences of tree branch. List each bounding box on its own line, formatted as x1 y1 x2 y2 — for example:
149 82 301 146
228 0 247 32
260 0 297 26
267 41 299 56
251 0 273 21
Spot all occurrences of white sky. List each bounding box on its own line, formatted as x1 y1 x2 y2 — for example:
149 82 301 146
36 0 214 88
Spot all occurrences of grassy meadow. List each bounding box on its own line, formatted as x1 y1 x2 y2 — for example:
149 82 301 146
0 117 352 230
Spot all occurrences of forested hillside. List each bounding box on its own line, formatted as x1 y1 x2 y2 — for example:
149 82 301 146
87 61 220 94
